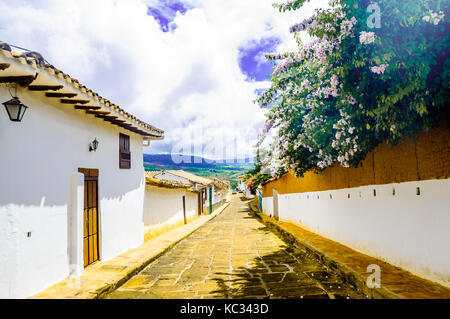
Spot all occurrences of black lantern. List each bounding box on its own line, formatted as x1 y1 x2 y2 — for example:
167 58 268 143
3 97 28 122
89 138 99 152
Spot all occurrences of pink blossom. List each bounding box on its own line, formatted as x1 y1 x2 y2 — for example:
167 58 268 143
330 75 339 89
359 31 375 44
371 64 388 74
290 16 314 33
340 17 357 38
423 10 445 25
348 96 356 105
274 57 294 75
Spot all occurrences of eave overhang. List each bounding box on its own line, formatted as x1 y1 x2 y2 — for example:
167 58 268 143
0 42 164 140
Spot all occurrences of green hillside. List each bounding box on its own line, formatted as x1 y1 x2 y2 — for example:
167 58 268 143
143 154 253 189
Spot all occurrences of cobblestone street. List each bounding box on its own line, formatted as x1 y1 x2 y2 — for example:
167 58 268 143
106 195 366 299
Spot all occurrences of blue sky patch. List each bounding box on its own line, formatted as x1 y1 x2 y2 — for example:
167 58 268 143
238 37 280 82
147 0 191 32
253 88 266 96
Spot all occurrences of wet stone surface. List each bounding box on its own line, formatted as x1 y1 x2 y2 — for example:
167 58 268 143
106 196 366 299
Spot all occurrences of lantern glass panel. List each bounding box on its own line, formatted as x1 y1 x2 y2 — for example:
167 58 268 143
17 104 27 121
5 103 21 120
3 97 28 122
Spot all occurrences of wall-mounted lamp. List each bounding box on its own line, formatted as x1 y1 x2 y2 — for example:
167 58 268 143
89 138 99 152
3 83 28 122
3 96 28 122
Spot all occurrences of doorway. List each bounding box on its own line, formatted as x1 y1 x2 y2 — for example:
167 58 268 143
79 168 100 268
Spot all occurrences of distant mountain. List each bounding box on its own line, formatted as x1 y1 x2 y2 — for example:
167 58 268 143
143 154 253 168
143 154 216 168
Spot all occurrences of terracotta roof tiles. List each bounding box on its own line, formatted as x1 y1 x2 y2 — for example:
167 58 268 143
0 40 164 139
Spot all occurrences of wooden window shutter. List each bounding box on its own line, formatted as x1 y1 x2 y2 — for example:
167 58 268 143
119 133 131 169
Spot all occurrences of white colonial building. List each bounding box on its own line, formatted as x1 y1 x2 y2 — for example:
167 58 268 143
143 171 205 240
0 42 164 298
143 171 231 240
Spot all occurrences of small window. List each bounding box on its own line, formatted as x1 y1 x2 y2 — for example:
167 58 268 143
119 133 131 169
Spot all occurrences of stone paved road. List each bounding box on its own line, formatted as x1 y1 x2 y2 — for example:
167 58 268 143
106 195 366 299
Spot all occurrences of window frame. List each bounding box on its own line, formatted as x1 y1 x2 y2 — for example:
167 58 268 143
119 133 131 169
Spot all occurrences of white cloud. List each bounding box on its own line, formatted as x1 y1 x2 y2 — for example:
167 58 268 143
0 0 329 159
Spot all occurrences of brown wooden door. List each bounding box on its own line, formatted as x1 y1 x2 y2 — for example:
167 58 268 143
182 195 187 225
79 168 100 267
198 192 203 215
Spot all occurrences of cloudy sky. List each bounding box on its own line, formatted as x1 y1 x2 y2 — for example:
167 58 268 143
0 0 327 159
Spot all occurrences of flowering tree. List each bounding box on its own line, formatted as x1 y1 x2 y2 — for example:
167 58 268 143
257 0 449 177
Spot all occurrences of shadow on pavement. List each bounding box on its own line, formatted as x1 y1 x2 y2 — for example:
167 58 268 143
207 224 367 299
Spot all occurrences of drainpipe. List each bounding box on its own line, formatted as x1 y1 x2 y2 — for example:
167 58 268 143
142 138 151 147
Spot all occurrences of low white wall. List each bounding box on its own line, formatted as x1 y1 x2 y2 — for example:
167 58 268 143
262 179 450 287
213 191 230 207
185 191 198 218
213 191 223 205
144 186 197 232
0 86 146 298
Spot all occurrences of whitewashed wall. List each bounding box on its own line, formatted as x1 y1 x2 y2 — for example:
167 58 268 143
144 186 198 232
0 86 146 298
185 191 199 219
213 189 230 206
213 191 222 205
262 179 450 287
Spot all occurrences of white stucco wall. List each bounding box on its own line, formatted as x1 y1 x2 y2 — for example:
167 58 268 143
185 191 199 218
213 190 230 206
262 179 450 287
144 186 198 231
0 86 146 298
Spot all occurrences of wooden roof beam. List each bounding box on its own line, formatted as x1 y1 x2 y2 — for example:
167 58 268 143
28 85 64 91
85 110 110 115
0 63 10 71
103 117 125 122
106 122 131 129
0 75 36 87
74 105 101 110
46 92 78 98
130 128 146 135
61 98 90 104
96 115 118 120
117 123 134 128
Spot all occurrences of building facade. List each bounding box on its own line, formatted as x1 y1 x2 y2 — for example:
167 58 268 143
143 171 231 238
0 42 164 298
143 171 199 240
